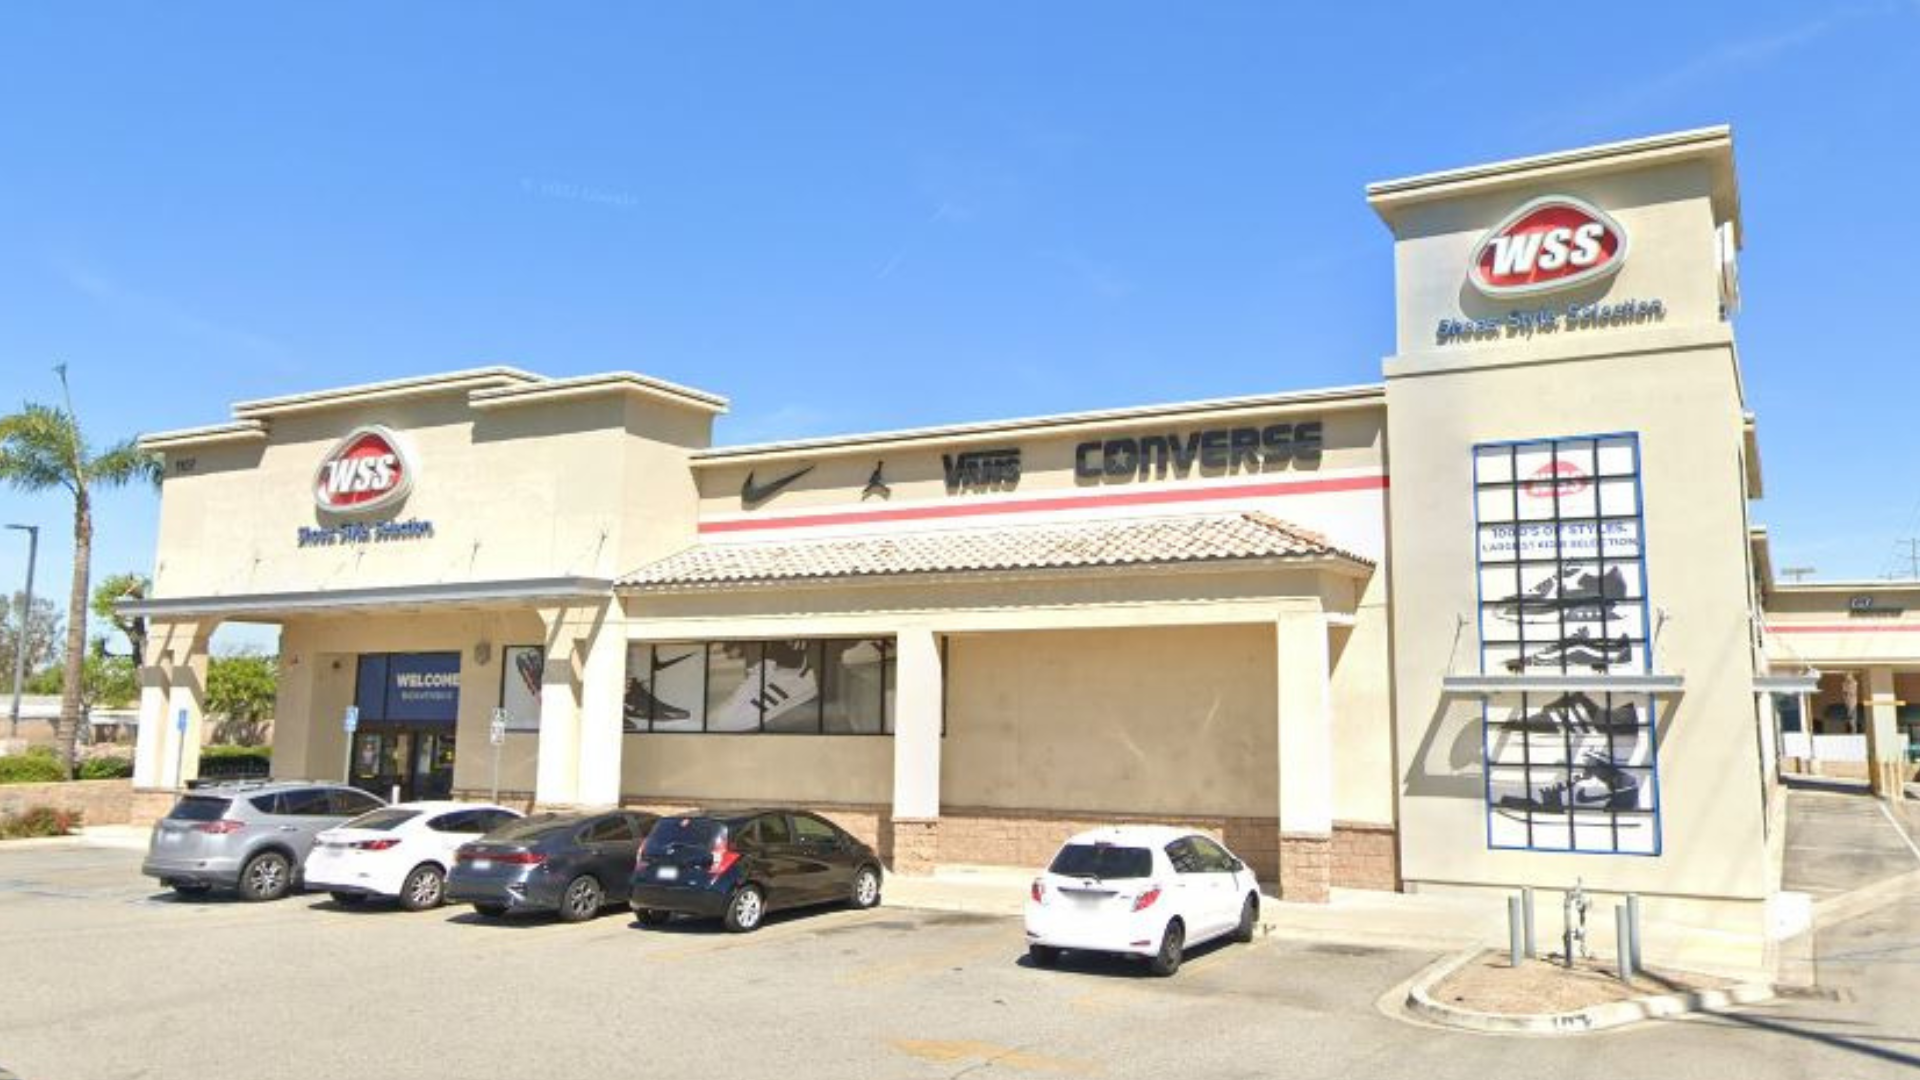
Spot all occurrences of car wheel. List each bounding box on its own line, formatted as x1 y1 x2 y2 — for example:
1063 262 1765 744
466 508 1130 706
1233 894 1259 943
559 875 605 923
474 903 508 918
1028 944 1061 968
238 852 292 903
849 865 882 910
723 884 765 933
399 864 446 912
170 882 213 898
1148 919 1184 977
635 908 672 927
329 891 366 906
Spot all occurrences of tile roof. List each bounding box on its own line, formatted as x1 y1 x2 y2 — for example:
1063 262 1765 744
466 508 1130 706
619 512 1372 589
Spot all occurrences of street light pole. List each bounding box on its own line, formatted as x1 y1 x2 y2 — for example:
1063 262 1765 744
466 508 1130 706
6 524 41 740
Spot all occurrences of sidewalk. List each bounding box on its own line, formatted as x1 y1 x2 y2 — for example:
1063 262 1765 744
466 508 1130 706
885 864 1779 980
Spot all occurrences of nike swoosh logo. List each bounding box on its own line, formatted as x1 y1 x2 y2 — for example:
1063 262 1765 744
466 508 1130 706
653 650 697 672
741 464 814 506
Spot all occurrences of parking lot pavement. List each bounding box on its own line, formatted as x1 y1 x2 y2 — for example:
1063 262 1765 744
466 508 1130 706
3 844 1918 1080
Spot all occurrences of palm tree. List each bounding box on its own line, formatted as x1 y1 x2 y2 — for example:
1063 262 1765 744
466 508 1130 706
0 369 161 774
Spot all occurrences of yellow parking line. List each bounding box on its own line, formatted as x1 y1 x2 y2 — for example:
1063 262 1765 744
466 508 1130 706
890 1039 1101 1075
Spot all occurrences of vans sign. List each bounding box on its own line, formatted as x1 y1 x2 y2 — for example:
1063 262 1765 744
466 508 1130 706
313 425 414 514
1468 195 1627 299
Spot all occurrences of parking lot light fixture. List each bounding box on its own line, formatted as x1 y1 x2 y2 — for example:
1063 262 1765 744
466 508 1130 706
6 523 39 740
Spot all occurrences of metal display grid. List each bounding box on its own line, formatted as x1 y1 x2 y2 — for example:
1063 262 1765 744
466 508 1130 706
1473 433 1663 856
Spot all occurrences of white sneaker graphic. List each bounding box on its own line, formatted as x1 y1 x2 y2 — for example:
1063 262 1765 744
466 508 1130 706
711 661 819 731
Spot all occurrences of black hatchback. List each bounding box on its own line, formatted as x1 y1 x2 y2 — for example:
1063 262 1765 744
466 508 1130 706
447 809 659 922
629 809 883 932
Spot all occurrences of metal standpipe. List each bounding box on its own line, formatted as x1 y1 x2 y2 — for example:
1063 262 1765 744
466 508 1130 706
1616 904 1636 983
1508 896 1525 967
1521 885 1537 958
1627 893 1643 973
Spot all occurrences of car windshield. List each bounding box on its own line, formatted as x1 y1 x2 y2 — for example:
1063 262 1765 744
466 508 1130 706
341 809 421 832
486 815 576 841
166 796 231 822
642 817 722 854
1048 843 1153 880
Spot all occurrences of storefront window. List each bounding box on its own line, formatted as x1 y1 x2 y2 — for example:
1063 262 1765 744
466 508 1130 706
625 637 894 735
625 642 707 733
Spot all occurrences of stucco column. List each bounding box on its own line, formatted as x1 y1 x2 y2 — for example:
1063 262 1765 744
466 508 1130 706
890 627 943 874
1276 606 1334 902
574 618 625 807
131 664 172 788
1865 667 1906 800
533 607 585 807
134 621 213 790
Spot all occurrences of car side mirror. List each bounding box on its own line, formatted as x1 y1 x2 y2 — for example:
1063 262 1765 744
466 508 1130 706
1228 857 1244 872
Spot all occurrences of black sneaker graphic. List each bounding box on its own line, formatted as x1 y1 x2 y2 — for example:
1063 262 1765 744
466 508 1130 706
1504 628 1633 672
1493 566 1629 622
624 679 691 726
1496 759 1642 814
1507 693 1640 733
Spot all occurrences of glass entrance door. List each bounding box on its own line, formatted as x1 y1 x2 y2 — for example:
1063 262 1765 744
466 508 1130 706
352 728 456 802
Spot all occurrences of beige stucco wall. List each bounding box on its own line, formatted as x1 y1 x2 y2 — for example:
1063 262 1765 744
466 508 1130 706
1386 160 1727 357
942 626 1279 818
1764 584 1920 667
1380 141 1771 912
148 390 712 599
271 610 547 794
620 734 893 805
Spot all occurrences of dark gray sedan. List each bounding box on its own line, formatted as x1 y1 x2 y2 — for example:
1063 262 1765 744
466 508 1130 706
445 810 658 922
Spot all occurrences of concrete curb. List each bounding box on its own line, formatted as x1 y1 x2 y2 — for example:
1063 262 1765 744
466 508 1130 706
1402 948 1777 1036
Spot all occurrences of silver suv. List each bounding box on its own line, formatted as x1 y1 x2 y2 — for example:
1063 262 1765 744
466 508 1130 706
142 781 387 901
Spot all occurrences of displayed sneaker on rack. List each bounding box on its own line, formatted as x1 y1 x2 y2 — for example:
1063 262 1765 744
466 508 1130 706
1503 629 1633 672
1507 693 1640 733
1492 566 1630 622
514 647 543 698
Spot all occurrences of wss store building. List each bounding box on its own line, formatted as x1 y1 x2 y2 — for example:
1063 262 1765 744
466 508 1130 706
126 127 1839 940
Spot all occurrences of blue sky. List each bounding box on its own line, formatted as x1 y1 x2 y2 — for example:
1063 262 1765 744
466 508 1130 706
2 2 1917 655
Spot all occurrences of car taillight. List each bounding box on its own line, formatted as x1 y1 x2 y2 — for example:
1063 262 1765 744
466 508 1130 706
195 820 245 834
492 852 546 866
350 838 401 851
709 829 740 879
1030 878 1045 903
1131 887 1162 912
634 849 650 872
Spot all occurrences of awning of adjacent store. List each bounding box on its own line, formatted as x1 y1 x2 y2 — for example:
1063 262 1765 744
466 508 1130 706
116 576 614 621
618 511 1374 591
1753 673 1821 694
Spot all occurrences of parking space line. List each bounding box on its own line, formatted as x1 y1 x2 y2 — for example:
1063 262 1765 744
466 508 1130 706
889 1039 1100 1075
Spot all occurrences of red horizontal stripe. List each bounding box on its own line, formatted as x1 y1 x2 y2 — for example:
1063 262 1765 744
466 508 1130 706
700 474 1390 534
1767 624 1920 634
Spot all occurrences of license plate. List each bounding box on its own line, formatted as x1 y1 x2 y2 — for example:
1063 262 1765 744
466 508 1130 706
471 859 492 871
158 831 179 844
655 866 679 882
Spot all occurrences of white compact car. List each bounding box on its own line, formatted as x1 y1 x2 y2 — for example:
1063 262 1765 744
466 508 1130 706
1024 826 1261 976
303 801 522 910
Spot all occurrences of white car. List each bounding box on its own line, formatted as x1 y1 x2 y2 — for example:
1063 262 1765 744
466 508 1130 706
1024 826 1261 976
303 801 522 910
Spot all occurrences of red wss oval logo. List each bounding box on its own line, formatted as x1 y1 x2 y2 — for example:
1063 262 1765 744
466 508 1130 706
313 425 413 514
1469 195 1627 298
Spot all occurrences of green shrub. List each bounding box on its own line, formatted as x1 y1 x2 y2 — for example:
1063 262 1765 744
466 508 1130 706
0 754 67 784
22 744 59 760
0 806 83 839
200 744 272 763
77 757 134 780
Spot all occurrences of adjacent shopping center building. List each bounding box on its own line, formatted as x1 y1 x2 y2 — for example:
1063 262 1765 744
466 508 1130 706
123 127 1915 941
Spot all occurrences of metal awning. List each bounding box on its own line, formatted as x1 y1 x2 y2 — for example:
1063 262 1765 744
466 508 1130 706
116 576 614 621
1442 673 1686 697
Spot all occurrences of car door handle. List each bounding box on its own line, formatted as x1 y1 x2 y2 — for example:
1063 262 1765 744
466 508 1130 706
277 825 299 832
